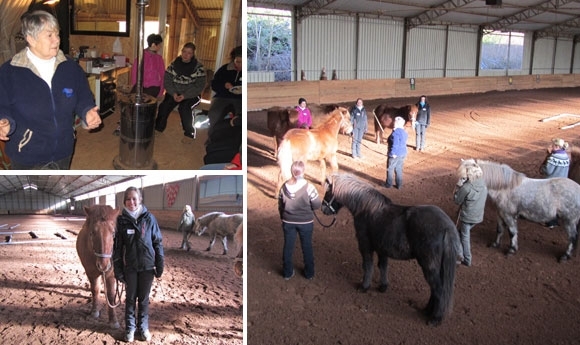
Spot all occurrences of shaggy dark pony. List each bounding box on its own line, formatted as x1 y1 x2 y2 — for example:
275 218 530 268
321 174 460 326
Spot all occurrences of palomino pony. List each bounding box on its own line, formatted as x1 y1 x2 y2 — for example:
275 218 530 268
276 106 353 194
267 104 341 157
195 213 243 255
457 159 580 262
373 104 418 144
76 205 121 328
321 174 460 326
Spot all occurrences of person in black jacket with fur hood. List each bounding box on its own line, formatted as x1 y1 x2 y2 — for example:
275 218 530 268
278 160 322 280
113 187 164 342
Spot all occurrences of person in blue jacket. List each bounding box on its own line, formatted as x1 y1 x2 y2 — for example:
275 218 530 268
113 187 164 343
0 10 101 169
385 116 408 189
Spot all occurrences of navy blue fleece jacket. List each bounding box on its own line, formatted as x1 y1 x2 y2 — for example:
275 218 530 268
0 49 95 166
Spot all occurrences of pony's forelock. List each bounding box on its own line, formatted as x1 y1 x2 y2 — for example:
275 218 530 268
331 174 391 215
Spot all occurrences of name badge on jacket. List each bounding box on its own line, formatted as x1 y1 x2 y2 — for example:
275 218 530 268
127 229 135 235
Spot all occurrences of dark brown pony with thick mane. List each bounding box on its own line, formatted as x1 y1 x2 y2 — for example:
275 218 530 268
373 104 418 144
76 205 120 328
567 147 580 184
266 104 341 157
276 106 353 194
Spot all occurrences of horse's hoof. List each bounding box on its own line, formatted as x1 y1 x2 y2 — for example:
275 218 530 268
358 285 370 293
507 247 517 256
378 284 388 293
488 242 499 249
427 317 442 327
90 310 100 319
558 254 570 263
111 321 120 329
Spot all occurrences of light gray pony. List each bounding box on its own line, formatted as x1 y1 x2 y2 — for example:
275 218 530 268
457 159 580 262
186 211 224 251
194 213 243 255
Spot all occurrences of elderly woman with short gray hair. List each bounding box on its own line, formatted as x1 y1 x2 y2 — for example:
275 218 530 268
0 10 101 169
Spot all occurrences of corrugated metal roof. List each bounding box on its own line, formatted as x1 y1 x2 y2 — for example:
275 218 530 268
0 176 141 199
248 0 580 38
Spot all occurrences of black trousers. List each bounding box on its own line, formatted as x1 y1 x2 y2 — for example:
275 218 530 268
124 270 155 332
155 94 199 137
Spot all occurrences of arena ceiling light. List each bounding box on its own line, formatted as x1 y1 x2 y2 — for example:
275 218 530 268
23 183 37 191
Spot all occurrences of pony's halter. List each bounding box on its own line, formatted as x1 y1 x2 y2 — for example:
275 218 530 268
322 196 337 215
90 229 114 271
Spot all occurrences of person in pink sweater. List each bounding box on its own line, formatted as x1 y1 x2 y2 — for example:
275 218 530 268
131 34 165 99
295 97 312 129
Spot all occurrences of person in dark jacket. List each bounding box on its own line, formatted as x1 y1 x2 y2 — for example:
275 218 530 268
414 95 431 151
350 98 368 159
384 117 408 189
278 160 322 280
207 45 242 138
113 187 164 343
0 10 101 169
155 42 206 140
454 164 487 267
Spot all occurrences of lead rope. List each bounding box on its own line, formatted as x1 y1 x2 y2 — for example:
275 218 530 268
102 271 124 308
314 199 337 228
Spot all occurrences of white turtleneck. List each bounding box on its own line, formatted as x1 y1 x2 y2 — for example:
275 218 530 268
124 205 143 220
26 47 56 88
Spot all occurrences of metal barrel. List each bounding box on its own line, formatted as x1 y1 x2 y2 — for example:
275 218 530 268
113 93 158 169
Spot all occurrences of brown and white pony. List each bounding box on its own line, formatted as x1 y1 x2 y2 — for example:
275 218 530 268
76 205 120 328
276 106 353 195
373 104 418 144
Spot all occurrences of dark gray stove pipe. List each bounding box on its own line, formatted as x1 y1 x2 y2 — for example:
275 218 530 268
113 0 158 170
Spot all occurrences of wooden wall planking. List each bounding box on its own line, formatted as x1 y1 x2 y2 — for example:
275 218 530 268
248 74 580 110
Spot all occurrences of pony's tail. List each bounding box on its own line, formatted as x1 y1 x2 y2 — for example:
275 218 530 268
439 226 460 319
277 140 293 181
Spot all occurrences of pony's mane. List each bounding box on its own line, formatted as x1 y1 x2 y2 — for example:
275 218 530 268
475 159 526 190
331 174 391 216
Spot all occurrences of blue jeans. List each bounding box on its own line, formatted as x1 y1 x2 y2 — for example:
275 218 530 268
386 155 406 188
351 127 365 157
282 222 314 279
458 222 474 265
415 123 427 150
124 270 155 332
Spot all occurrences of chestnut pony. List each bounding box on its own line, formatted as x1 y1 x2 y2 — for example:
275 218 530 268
276 106 353 195
76 205 120 328
373 104 418 144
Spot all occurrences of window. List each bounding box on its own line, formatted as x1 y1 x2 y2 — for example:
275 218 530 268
480 31 524 70
247 7 292 82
